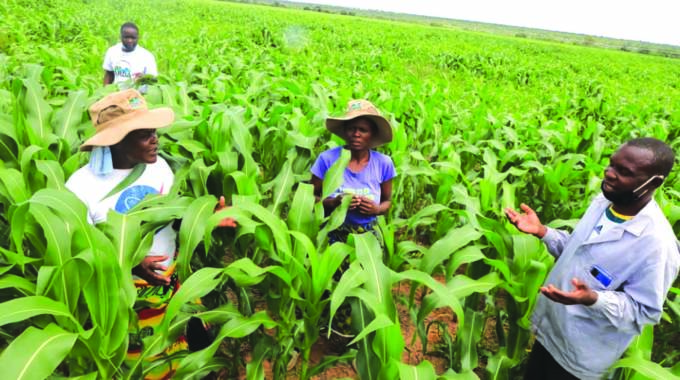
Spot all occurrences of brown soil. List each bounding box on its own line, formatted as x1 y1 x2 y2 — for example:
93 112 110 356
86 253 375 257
228 275 461 379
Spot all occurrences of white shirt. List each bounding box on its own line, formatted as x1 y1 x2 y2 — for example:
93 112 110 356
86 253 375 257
103 43 157 85
536 194 680 379
65 157 176 268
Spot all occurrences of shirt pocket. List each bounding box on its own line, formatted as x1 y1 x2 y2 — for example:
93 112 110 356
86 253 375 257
581 263 617 291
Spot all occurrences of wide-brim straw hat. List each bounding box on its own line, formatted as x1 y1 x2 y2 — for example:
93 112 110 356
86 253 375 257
325 99 392 148
80 88 174 151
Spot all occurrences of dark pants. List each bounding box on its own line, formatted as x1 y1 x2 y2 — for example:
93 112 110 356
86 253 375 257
524 341 579 380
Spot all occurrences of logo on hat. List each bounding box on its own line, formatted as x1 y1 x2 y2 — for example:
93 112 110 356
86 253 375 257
129 97 142 109
349 101 362 111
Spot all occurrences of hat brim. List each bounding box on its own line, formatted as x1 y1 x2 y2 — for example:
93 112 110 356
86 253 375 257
326 114 393 148
80 108 174 151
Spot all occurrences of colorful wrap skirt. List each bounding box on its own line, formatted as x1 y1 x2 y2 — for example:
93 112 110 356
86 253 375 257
127 262 189 380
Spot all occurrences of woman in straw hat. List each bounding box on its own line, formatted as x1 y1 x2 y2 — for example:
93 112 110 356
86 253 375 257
310 99 396 351
311 99 396 244
66 89 233 378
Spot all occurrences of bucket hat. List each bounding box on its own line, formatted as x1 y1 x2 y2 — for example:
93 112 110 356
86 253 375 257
325 99 392 148
80 88 174 151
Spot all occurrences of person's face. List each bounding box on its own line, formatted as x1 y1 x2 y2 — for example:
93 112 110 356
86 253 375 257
601 144 658 205
119 129 159 165
120 27 139 52
344 118 374 151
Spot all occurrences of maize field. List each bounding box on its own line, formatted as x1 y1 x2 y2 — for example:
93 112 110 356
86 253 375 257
0 0 679 378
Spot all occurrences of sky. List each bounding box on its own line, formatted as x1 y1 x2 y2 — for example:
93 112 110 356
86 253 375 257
294 0 680 46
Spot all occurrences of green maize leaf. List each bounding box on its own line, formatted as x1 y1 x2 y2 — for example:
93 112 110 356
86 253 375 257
50 373 98 380
510 233 544 273
0 296 78 329
246 339 272 380
289 228 317 270
458 308 485 372
78 246 124 347
354 300 380 380
0 274 36 295
159 267 224 336
307 350 356 378
192 302 243 324
419 224 482 274
0 168 30 204
329 263 365 330
266 157 295 215
171 357 232 380
224 257 278 286
35 265 57 296
417 272 500 326
171 311 276 379
445 245 486 278
229 171 261 197
450 272 502 299
611 357 680 380
30 203 70 266
482 257 514 286
177 195 217 281
348 313 393 345
321 147 350 200
316 195 351 246
626 324 654 360
21 77 53 142
353 233 395 318
233 197 293 258
397 360 437 380
99 210 144 271
0 112 19 164
485 348 514 380
187 159 215 197
52 89 86 146
35 160 65 190
30 203 78 311
131 268 226 371
672 362 680 376
517 260 547 328
126 193 193 223
29 189 98 251
439 369 481 379
0 323 77 380
400 204 451 233
20 145 47 190
287 182 316 237
310 240 351 302
372 323 405 365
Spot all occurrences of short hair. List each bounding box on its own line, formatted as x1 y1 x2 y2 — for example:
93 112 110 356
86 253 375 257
624 137 675 178
120 22 139 33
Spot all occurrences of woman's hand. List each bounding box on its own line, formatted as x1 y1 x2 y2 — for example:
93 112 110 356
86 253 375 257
355 196 379 215
132 256 171 286
216 196 237 228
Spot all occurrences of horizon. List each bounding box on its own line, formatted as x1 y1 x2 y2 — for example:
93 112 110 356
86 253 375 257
292 0 680 47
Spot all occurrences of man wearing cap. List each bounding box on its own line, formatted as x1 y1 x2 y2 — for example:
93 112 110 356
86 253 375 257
504 138 680 380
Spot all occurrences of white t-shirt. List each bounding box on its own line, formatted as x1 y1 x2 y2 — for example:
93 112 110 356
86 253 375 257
102 43 158 85
65 157 176 268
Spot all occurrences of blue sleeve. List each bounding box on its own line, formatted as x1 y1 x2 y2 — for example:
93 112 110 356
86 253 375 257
380 154 396 182
311 152 329 179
